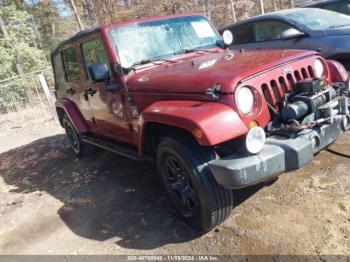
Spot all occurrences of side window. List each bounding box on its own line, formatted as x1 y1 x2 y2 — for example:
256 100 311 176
230 23 255 45
62 47 81 81
254 20 294 42
322 2 350 15
52 53 65 90
81 38 109 80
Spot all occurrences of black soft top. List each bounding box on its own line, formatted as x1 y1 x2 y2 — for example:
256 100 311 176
51 27 100 58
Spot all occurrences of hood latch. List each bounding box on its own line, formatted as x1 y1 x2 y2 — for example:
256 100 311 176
206 83 223 101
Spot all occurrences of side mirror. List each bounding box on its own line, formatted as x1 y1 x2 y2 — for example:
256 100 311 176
88 63 110 82
280 28 305 40
222 30 233 46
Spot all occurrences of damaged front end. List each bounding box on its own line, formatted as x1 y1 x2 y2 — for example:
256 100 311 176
209 59 350 189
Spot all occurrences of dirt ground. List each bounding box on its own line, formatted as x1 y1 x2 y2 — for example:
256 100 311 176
0 117 349 255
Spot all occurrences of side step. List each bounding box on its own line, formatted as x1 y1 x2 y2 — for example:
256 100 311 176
81 135 151 162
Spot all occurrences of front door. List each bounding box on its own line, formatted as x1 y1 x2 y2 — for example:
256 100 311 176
79 36 134 144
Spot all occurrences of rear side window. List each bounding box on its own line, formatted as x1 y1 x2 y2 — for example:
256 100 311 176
81 38 109 80
62 47 81 81
229 23 254 45
254 20 293 42
52 53 65 90
321 2 350 14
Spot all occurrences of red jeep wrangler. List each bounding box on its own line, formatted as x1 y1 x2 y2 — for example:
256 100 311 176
52 14 350 232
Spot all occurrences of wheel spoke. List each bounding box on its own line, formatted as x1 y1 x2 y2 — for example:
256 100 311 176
164 155 198 216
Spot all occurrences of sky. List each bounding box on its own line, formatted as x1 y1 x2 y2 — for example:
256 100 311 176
26 0 73 17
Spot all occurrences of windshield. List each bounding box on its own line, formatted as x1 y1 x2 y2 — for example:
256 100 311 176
283 8 350 30
109 16 220 68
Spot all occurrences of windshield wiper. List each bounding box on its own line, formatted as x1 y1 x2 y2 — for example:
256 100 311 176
131 58 177 69
174 48 219 55
139 58 177 65
130 58 178 71
329 24 350 29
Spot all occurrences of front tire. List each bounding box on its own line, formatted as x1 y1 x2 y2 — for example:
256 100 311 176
62 115 95 157
156 133 234 232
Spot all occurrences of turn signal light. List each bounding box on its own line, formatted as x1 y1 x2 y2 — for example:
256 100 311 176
248 121 258 129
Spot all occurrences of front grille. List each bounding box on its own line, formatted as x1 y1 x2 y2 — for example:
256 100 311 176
261 66 315 107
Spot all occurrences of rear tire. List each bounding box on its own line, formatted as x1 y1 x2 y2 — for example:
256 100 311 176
156 133 234 232
62 115 95 157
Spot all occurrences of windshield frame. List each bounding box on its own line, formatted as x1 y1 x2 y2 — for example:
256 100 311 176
108 15 221 68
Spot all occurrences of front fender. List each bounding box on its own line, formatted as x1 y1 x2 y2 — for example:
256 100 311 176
139 100 248 151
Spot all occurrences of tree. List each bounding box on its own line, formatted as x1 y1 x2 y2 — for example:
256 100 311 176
0 4 45 109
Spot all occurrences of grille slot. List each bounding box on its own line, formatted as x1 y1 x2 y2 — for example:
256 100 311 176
260 66 313 107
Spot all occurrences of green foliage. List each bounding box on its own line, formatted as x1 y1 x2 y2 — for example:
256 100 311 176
0 4 46 109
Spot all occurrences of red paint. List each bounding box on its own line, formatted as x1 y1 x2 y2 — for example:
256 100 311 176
138 101 248 153
62 99 89 133
327 60 349 83
54 14 337 157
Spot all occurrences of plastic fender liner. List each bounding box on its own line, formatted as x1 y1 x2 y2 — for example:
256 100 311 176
60 99 89 134
327 59 348 83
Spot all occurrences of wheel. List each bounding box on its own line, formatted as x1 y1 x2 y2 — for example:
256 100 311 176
156 133 234 232
62 115 95 157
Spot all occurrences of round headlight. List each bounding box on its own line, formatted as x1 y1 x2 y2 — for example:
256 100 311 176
246 126 266 154
314 59 324 78
236 86 254 114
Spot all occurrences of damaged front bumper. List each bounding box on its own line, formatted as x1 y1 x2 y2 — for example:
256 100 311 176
209 108 349 190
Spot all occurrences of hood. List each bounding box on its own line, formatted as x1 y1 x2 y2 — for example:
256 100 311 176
126 49 317 94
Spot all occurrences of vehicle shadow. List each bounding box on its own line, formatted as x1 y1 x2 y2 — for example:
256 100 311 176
0 134 265 250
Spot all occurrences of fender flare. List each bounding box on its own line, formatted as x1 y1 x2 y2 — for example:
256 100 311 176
138 100 248 154
326 59 349 83
56 99 89 134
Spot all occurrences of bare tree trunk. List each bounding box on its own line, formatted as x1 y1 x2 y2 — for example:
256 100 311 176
273 0 277 11
69 0 84 30
289 0 294 8
259 0 265 14
229 0 237 22
204 0 211 19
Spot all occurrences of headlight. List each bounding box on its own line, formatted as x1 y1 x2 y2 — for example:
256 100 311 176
246 126 266 154
236 86 254 114
314 59 324 78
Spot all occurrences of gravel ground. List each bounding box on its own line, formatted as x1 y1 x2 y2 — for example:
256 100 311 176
0 119 349 255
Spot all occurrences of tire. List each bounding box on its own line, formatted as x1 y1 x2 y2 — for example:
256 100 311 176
62 115 95 157
156 133 234 232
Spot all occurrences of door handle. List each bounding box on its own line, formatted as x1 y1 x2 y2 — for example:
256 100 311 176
66 88 76 95
85 88 97 96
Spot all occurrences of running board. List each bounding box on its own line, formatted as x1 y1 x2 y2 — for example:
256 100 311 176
82 136 151 162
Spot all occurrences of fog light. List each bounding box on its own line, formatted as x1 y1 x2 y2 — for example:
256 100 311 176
246 126 265 154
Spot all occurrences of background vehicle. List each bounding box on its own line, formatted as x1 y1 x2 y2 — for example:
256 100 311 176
220 8 350 70
52 14 350 232
300 0 350 15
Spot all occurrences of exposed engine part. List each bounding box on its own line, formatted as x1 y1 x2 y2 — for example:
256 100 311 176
339 96 349 115
281 78 336 122
294 78 327 93
281 101 309 121
267 77 350 139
